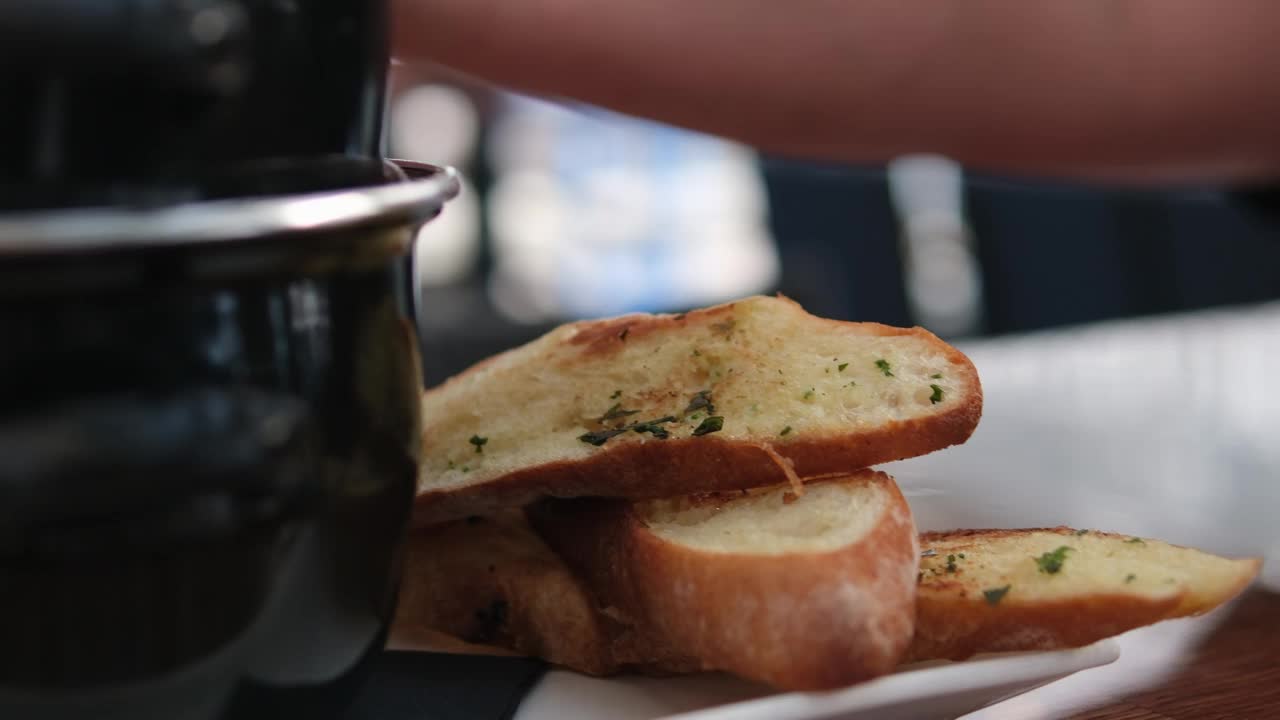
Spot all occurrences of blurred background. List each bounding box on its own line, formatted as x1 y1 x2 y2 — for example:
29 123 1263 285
389 69 1280 385
391 68 1280 590
392 71 1280 717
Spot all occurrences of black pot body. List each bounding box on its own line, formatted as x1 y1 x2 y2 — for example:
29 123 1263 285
0 222 425 719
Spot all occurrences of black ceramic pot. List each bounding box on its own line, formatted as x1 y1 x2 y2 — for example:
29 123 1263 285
0 158 459 720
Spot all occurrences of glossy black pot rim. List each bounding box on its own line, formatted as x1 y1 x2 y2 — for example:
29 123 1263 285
0 159 460 257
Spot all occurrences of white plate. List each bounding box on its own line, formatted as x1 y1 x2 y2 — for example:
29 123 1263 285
514 640 1119 720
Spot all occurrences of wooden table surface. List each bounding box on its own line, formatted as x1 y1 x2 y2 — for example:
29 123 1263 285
962 587 1280 720
1070 589 1280 720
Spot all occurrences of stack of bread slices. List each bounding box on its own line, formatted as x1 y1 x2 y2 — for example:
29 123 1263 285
394 295 1260 691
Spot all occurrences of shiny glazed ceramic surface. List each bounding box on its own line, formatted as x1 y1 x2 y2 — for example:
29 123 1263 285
0 218 428 720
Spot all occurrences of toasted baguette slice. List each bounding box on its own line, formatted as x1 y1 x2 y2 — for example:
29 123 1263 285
907 527 1262 662
527 471 920 691
415 294 981 524
393 515 1260 683
391 509 694 676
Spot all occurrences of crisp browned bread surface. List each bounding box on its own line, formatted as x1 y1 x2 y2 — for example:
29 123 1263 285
391 508 695 676
907 527 1262 662
527 471 920 691
392 516 1261 686
414 295 981 525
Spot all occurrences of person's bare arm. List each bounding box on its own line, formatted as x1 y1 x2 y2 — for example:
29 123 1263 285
394 0 1280 184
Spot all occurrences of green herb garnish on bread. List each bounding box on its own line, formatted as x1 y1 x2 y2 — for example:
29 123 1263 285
414 295 982 525
398 471 921 690
909 527 1261 662
393 491 1260 690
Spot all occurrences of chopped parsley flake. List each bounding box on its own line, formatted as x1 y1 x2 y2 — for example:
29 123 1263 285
983 585 1011 606
692 348 701 357
692 416 724 436
1126 537 1146 544
684 390 715 416
469 435 488 453
802 388 815 401
931 373 943 379
579 413 683 446
838 362 848 372
958 553 966 559
875 359 894 376
779 425 792 436
1035 546 1072 574
929 384 944 404
1125 574 1137 584
632 416 678 439
945 554 959 573
599 403 640 422
578 428 627 446
610 389 622 400
1074 529 1089 536
847 381 857 388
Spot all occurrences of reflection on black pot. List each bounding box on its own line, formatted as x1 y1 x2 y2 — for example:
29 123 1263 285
0 226 423 720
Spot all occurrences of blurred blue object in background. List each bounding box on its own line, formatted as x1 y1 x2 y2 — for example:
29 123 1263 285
482 95 779 323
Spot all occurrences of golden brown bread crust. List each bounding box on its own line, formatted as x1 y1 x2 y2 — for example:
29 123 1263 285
527 471 920 691
391 509 696 675
414 417 978 526
905 527 1262 662
910 581 1181 662
392 520 1259 683
414 295 982 525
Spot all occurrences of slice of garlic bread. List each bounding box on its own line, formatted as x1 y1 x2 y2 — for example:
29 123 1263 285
391 509 693 676
392 512 1260 685
527 471 920 691
907 527 1261 662
415 294 981 524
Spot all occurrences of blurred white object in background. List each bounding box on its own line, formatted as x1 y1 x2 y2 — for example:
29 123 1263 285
392 84 480 168
486 95 779 323
887 155 984 337
413 177 481 286
392 84 483 286
486 171 568 323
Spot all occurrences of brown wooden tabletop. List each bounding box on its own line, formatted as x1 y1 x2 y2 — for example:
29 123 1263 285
961 588 1280 720
1067 589 1280 720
